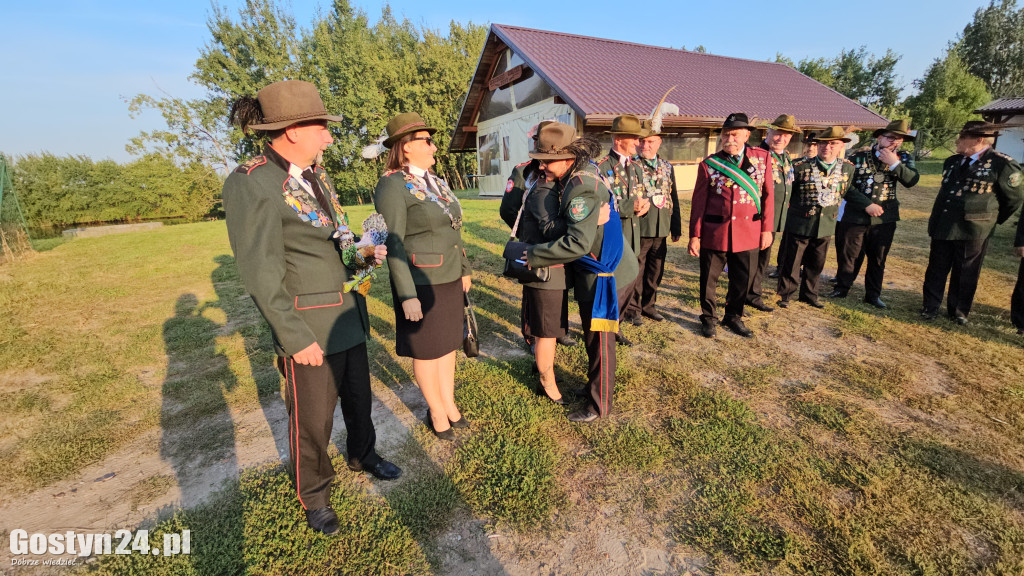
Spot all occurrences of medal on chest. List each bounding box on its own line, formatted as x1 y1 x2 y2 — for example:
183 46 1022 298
404 172 463 230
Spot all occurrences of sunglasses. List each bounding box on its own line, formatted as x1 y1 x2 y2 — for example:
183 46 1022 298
409 136 436 146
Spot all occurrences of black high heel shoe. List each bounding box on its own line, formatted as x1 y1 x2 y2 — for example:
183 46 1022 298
424 410 454 440
449 415 470 429
534 382 566 405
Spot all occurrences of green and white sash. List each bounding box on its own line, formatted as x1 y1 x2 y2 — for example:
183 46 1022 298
705 155 762 213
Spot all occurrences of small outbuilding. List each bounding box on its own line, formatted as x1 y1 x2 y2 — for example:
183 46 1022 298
976 98 1024 162
451 24 890 196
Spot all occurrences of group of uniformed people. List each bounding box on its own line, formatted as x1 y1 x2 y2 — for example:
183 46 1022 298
220 78 1024 535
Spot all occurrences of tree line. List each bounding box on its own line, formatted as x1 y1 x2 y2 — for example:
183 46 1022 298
7 0 1024 232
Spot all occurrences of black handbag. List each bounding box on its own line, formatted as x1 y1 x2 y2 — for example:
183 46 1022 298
502 187 549 284
463 292 480 358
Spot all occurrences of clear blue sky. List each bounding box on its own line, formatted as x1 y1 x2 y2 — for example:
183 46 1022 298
0 0 991 163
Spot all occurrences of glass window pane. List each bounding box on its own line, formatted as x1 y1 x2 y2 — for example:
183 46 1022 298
478 133 502 176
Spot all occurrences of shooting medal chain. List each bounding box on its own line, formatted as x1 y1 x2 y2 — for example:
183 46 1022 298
810 160 844 207
404 171 463 230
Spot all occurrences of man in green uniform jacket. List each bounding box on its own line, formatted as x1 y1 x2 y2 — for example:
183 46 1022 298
597 114 649 335
922 121 1024 324
222 80 401 536
777 126 856 308
636 123 682 322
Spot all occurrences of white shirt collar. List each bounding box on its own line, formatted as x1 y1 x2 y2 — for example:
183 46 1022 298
287 164 314 194
408 165 428 178
969 148 989 163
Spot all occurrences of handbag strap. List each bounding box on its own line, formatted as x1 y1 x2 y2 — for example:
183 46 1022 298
509 176 538 239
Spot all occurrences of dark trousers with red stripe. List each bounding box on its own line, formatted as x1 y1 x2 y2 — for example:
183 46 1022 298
579 299 617 418
278 342 379 511
638 236 668 316
1012 259 1024 331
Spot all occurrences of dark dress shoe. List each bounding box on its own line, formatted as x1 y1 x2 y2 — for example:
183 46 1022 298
616 332 633 346
800 298 825 309
567 409 599 423
556 334 577 346
534 382 566 405
827 289 847 299
642 311 666 321
574 388 590 399
748 301 775 312
767 268 780 279
700 322 717 338
630 314 644 326
952 314 969 326
723 317 754 338
424 410 455 441
449 416 470 429
347 458 403 480
777 299 790 309
305 507 339 535
863 296 886 309
920 308 939 320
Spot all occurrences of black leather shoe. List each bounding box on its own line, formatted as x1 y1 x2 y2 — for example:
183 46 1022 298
556 334 577 346
616 332 633 346
642 311 666 322
700 321 717 338
305 507 339 535
723 317 754 337
777 299 790 309
423 410 454 441
953 313 969 326
449 415 470 429
567 409 599 423
767 268 780 279
628 314 643 326
347 458 403 480
920 308 939 320
863 296 886 309
827 289 848 299
800 298 825 309
748 301 774 312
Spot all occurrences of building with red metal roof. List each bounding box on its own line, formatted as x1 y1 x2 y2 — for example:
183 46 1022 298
453 24 891 196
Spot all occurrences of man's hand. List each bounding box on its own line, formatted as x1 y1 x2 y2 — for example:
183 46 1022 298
1016 246 1024 258
597 202 611 225
688 237 701 257
293 342 324 366
373 244 387 262
402 298 423 321
877 147 899 166
461 275 472 293
634 197 651 217
760 231 773 251
865 204 885 217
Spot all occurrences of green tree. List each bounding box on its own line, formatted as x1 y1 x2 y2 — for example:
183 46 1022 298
126 93 232 176
958 0 1024 97
904 49 991 152
780 47 904 117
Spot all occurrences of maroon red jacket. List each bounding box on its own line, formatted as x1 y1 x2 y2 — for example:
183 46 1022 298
689 146 774 253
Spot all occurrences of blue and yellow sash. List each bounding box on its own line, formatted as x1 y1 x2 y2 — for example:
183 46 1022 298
574 186 624 332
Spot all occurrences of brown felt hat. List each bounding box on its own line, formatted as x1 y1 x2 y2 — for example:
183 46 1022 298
872 119 915 141
529 122 578 160
606 114 647 137
815 126 852 143
383 112 437 148
959 120 1002 138
767 114 801 134
246 80 343 131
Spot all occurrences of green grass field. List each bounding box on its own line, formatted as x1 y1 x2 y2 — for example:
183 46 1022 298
2 158 1023 574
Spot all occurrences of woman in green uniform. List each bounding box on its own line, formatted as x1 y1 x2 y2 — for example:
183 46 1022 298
371 113 472 440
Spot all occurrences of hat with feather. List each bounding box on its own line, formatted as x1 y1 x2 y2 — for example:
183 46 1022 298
361 112 437 159
643 86 680 138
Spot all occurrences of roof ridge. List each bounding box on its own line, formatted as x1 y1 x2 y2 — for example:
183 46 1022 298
492 23 794 69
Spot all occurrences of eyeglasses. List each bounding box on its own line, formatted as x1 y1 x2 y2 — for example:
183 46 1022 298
409 136 436 146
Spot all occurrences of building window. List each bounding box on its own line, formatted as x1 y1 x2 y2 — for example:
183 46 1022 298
478 133 502 176
593 130 709 163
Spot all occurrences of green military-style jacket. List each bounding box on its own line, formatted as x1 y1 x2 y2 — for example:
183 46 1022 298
757 141 795 232
785 157 856 239
373 167 471 303
499 160 541 229
842 145 920 226
597 150 644 252
636 155 682 238
517 180 568 290
928 148 1024 241
526 164 638 303
222 145 369 357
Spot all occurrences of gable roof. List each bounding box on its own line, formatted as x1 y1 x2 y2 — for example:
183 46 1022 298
976 97 1024 115
452 24 889 151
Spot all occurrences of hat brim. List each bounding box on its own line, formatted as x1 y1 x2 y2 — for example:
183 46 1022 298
384 125 437 148
871 128 916 141
606 130 648 137
248 113 344 131
528 151 576 161
816 136 852 143
767 124 801 134
960 130 1000 138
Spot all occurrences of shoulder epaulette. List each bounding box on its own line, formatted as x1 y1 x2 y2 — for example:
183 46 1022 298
992 150 1015 162
596 155 612 165
850 145 871 155
843 158 855 166
381 169 402 177
235 155 266 175
515 160 531 168
793 157 812 166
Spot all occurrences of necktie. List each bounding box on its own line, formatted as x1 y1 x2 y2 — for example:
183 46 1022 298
301 168 333 218
731 155 741 165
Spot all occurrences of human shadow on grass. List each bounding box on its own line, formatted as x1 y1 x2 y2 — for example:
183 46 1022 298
160 293 244 572
210 254 290 462
902 438 1024 511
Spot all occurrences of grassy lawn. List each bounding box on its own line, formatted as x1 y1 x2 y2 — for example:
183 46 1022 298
2 159 1023 574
